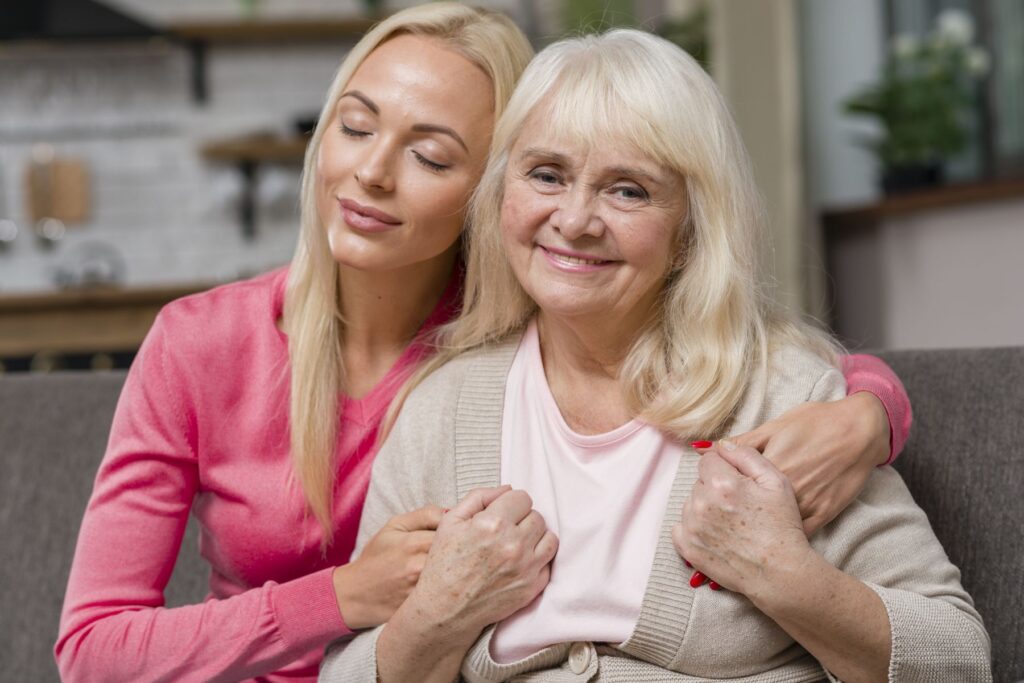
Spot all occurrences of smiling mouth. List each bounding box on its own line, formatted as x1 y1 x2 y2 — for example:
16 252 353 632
539 245 615 269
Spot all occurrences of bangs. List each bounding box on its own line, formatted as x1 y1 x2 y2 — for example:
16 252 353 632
532 47 686 175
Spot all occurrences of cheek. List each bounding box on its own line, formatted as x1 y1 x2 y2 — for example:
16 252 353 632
500 186 544 246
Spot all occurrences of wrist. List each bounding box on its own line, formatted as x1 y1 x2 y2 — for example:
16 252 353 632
849 391 891 466
392 588 483 654
332 561 372 630
746 544 826 615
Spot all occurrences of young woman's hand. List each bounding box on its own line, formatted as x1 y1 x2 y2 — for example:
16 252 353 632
718 392 890 535
673 440 811 598
332 505 444 629
401 485 558 642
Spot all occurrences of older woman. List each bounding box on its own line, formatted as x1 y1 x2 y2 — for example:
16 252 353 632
320 29 989 683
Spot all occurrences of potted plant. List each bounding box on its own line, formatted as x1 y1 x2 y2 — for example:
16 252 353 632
843 9 990 193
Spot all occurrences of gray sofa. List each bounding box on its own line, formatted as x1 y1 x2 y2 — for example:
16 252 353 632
2 348 1022 682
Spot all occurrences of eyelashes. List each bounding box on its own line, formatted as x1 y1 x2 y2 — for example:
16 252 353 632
340 123 449 172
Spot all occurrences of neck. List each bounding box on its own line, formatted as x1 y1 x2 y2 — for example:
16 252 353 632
536 305 655 434
337 245 458 354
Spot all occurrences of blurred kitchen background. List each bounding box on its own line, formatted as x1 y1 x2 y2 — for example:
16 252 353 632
0 0 1022 373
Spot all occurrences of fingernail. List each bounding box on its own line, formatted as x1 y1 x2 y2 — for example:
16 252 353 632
720 439 737 451
689 570 707 588
709 581 722 591
690 440 713 449
442 508 450 514
684 559 693 568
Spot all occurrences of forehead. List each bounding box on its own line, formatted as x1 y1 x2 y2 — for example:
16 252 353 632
345 34 494 131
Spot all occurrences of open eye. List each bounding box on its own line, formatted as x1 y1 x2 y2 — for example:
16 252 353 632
529 168 562 185
611 184 649 201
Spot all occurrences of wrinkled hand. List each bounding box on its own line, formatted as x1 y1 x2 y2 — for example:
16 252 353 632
407 486 558 638
673 441 811 598
720 392 890 535
334 505 444 629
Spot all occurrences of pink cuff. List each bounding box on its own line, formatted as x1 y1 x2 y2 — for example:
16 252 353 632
270 566 351 652
840 354 913 465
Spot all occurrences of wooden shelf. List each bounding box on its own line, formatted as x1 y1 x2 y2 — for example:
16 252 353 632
0 282 215 357
201 133 310 164
822 176 1024 231
170 18 378 43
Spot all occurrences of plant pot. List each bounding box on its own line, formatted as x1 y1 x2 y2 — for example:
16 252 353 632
881 163 944 194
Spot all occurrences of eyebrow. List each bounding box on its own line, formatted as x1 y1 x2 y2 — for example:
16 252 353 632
339 90 378 114
519 147 664 185
339 90 470 153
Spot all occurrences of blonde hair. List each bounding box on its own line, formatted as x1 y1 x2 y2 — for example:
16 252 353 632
409 28 839 442
284 3 533 548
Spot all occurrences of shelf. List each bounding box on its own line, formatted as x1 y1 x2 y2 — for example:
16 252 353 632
201 133 310 164
200 133 310 239
169 18 378 43
0 282 214 357
822 176 1024 231
169 16 377 104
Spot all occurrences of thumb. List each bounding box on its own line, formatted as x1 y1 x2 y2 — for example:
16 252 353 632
391 504 445 532
447 485 512 522
715 440 780 484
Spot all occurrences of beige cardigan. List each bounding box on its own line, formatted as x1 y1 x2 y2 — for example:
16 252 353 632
320 336 991 682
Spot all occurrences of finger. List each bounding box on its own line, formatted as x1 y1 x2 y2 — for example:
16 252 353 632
480 488 534 524
728 423 773 452
713 440 781 483
697 450 743 485
518 509 548 547
406 529 436 554
534 529 559 564
689 570 709 588
448 485 513 521
689 440 714 453
390 505 445 532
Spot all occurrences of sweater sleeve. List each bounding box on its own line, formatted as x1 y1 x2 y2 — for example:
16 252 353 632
55 309 348 683
840 354 913 465
809 369 991 682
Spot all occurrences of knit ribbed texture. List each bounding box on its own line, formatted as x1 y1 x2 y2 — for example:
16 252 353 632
319 336 991 682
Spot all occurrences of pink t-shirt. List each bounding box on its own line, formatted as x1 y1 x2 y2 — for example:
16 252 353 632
55 266 460 683
492 320 681 662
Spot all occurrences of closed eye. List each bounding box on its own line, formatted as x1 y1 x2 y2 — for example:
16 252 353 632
413 151 449 172
340 122 370 138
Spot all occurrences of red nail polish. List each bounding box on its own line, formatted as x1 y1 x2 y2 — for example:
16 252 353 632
690 440 713 449
689 570 707 588
709 581 722 591
442 508 450 513
684 559 693 568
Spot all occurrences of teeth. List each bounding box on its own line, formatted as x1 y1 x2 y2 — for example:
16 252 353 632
551 252 605 266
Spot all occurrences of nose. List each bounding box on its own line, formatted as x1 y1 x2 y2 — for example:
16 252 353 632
551 186 603 240
354 140 395 193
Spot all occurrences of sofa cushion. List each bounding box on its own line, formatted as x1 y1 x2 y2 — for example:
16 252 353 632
0 371 205 682
879 347 1024 683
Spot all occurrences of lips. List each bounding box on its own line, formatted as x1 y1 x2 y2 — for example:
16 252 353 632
539 245 616 272
339 198 402 233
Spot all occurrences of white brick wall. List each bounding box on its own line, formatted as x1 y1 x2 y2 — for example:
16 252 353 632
0 0 526 293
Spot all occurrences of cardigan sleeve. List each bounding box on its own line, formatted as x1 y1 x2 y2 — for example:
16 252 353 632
320 361 463 683
840 354 913 465
809 369 991 682
55 309 348 683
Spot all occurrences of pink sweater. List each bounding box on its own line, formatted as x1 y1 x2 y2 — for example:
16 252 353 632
55 266 910 683
55 267 459 683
